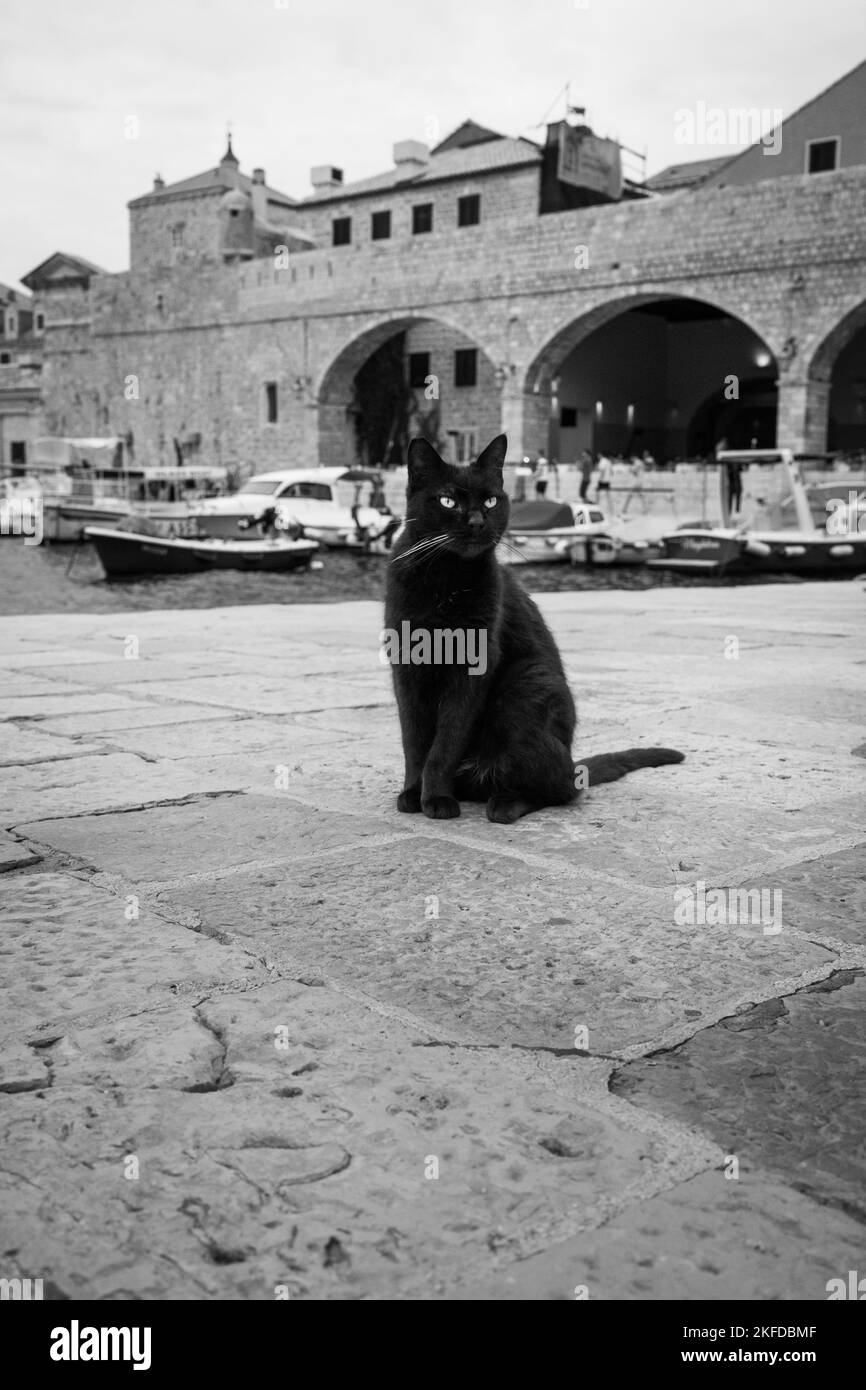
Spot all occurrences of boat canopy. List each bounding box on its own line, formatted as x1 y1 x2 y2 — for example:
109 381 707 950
510 499 576 531
33 437 124 470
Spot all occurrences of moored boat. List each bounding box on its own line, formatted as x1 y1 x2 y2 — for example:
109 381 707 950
649 450 866 577
85 526 319 577
188 467 401 550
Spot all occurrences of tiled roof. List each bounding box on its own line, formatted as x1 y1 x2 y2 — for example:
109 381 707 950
645 155 734 192
20 253 107 291
302 135 541 205
432 119 503 154
129 166 296 210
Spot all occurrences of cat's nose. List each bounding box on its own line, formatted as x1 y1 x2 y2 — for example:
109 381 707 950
467 510 485 531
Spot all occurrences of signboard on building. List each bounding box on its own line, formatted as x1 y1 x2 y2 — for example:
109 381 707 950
558 126 623 200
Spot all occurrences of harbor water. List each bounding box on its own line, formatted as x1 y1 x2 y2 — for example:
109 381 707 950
0 535 797 617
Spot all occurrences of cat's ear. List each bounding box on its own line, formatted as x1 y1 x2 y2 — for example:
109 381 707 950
471 433 507 486
407 436 448 492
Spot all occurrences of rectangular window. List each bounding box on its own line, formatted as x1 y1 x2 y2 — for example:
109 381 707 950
408 351 431 389
332 216 352 246
265 382 278 423
560 406 578 428
35 313 44 331
806 138 839 173
171 224 185 248
454 348 477 388
371 210 391 240
457 194 481 226
0 352 10 364
446 429 477 465
10 441 26 464
412 203 433 235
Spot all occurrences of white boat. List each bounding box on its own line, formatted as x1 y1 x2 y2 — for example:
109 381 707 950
500 499 663 566
3 437 229 542
188 467 401 551
500 499 609 565
649 449 866 577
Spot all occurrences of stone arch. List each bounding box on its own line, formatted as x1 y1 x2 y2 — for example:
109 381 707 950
511 289 778 461
522 289 776 395
314 311 499 466
805 298 866 453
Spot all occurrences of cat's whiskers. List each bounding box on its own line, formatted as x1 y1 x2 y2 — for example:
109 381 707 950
391 532 449 564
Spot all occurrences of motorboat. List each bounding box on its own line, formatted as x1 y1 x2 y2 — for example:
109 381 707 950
500 499 609 565
187 467 401 551
649 450 866 577
4 437 229 542
85 525 319 577
500 499 662 566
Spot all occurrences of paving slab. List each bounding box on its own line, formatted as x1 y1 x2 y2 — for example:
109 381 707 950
0 982 707 1300
0 871 268 1042
467 1169 865 1301
18 793 406 885
610 969 866 1222
160 837 835 1054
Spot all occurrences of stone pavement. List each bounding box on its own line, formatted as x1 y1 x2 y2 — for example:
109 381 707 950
0 582 863 1301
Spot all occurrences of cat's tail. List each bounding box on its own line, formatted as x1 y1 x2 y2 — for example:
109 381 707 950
577 747 685 787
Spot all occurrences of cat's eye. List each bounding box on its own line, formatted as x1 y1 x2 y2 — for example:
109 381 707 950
484 496 498 509
439 495 456 509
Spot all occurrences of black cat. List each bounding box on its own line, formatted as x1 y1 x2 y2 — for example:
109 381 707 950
383 433 684 823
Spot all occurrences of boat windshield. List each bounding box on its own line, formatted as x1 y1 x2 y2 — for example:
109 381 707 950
240 480 283 496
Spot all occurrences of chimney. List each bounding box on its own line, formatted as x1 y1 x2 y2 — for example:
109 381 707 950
393 140 429 174
311 165 344 192
250 166 268 224
153 173 165 192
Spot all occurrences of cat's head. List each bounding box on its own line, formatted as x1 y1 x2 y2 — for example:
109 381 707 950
404 434 510 557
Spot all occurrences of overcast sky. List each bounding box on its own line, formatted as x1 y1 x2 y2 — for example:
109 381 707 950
0 0 861 289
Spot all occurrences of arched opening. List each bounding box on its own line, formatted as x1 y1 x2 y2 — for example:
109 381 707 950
524 295 777 463
818 306 866 456
316 316 499 467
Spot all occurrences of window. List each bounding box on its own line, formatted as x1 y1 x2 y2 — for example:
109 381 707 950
408 352 431 389
454 348 477 388
5 313 17 337
35 313 44 332
0 352 10 364
806 138 839 173
279 482 333 501
457 194 481 227
412 203 433 235
10 441 26 464
560 406 577 428
171 223 185 248
447 429 477 464
332 217 352 246
265 382 278 423
371 210 391 240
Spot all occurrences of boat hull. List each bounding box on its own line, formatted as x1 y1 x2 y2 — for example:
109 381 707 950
649 528 866 576
85 527 319 577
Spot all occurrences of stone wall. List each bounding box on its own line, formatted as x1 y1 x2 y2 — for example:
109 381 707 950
36 162 866 469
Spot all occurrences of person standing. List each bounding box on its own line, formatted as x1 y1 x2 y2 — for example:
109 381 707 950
514 457 531 503
534 453 550 497
595 452 613 504
578 451 593 501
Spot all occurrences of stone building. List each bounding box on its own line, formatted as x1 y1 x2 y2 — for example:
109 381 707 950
0 283 43 468
20 60 866 473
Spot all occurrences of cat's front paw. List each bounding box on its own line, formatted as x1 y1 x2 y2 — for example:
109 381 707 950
422 794 461 819
397 787 422 813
